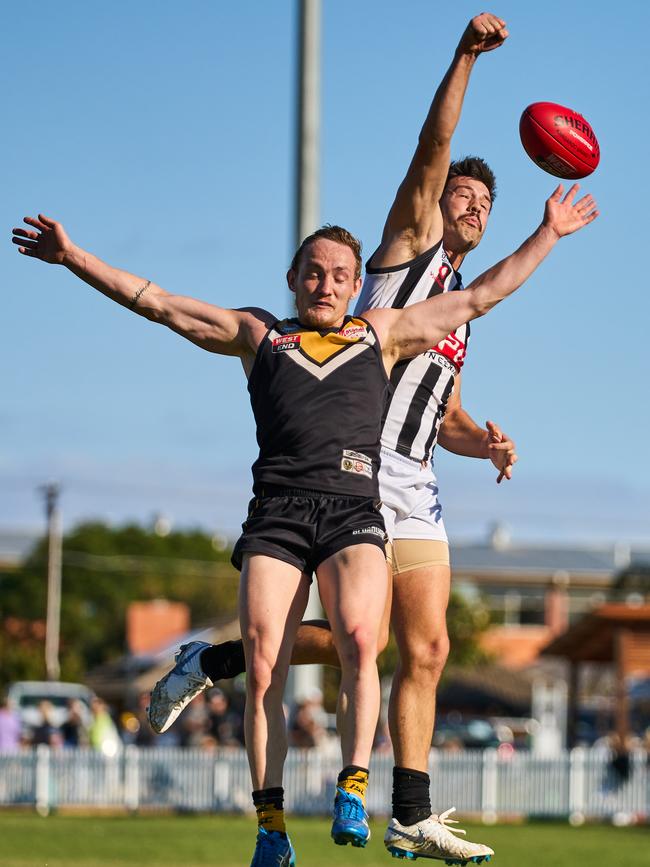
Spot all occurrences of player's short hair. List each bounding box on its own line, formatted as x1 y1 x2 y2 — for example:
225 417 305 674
446 157 497 205
291 225 363 281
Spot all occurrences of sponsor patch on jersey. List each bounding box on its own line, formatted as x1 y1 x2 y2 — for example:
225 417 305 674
425 351 457 375
339 323 367 341
272 334 302 352
352 525 386 539
341 449 373 479
430 332 466 369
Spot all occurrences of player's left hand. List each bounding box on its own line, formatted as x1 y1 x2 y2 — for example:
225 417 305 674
543 184 599 239
458 12 509 56
485 420 517 483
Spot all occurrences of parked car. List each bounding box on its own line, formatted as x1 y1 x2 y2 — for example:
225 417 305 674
7 681 95 734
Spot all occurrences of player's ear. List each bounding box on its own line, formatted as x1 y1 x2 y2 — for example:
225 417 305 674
350 277 362 300
286 268 296 294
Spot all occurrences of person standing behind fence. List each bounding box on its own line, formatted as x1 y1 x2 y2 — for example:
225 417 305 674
0 694 21 752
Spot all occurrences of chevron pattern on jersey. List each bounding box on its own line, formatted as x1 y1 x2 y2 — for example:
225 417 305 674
270 317 376 381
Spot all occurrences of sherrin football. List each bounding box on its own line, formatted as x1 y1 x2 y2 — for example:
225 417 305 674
519 102 600 179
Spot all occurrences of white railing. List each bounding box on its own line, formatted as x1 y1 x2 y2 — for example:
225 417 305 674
0 747 646 820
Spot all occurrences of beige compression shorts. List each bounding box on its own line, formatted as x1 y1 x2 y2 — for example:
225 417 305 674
385 538 450 574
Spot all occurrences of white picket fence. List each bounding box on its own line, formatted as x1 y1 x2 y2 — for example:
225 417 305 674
0 747 647 820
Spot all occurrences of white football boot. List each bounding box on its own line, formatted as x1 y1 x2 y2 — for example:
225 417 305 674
385 807 494 863
147 641 213 733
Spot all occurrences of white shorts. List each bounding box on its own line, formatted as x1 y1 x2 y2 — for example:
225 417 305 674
378 446 448 543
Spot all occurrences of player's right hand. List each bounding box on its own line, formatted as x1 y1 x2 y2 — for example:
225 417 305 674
12 214 72 265
458 12 508 56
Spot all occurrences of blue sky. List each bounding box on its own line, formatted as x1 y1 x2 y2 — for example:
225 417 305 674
3 1 649 545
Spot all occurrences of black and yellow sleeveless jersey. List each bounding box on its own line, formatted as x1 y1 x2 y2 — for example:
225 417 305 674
248 315 389 497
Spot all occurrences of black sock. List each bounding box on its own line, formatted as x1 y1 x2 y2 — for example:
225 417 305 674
392 766 431 826
200 640 246 681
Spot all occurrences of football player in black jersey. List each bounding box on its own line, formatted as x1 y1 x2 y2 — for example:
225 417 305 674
14 6 599 852
14 173 596 862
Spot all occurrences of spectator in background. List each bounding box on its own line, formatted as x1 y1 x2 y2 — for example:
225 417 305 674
88 697 121 757
0 693 21 752
61 699 89 748
206 688 244 747
179 692 211 748
132 692 157 747
32 700 63 748
288 689 328 749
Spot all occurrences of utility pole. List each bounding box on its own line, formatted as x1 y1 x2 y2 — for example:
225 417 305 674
40 483 62 682
295 0 321 248
290 0 323 704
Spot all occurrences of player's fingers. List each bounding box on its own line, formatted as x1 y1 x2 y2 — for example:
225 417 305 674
576 194 595 212
485 419 503 440
550 184 564 201
563 183 580 204
17 246 37 257
24 216 48 231
38 213 57 227
12 237 38 249
12 228 39 240
488 442 512 451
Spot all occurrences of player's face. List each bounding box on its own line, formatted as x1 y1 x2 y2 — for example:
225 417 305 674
288 239 362 329
440 176 492 255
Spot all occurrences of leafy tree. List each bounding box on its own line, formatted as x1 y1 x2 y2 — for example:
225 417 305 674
0 522 240 688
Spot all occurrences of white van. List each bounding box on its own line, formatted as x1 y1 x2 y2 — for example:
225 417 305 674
7 681 95 731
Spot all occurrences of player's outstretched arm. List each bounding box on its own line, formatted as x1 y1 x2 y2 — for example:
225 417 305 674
369 184 598 365
12 214 270 357
376 12 508 266
439 381 517 482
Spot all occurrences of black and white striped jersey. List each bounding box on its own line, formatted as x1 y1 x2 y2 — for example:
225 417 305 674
354 240 469 463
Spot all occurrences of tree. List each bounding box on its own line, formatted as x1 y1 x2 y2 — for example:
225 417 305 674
0 521 240 687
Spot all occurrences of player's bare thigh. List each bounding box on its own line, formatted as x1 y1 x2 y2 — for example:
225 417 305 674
390 540 451 650
317 543 388 651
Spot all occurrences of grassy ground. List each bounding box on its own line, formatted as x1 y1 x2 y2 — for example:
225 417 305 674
0 813 647 867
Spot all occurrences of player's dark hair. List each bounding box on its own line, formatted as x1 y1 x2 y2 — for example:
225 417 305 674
446 157 497 204
291 225 363 281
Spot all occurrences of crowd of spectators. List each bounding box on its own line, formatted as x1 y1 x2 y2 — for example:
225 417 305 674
0 686 341 754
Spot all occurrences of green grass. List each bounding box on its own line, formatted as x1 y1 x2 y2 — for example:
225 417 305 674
0 813 647 867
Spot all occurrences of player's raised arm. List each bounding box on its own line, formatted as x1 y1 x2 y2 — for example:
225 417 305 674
12 214 272 357
368 184 598 365
376 12 508 266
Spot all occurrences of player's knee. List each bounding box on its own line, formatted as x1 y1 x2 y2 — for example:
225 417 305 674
244 641 286 697
337 624 379 669
402 630 450 681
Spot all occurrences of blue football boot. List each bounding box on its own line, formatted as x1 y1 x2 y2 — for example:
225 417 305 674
250 827 296 866
331 786 371 848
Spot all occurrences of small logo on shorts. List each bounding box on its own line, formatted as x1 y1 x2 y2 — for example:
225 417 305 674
352 526 385 538
341 449 373 479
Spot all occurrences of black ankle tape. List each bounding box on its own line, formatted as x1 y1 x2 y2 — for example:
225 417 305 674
200 640 246 681
392 766 431 826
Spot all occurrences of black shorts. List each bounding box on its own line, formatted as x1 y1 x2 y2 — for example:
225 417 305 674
231 489 387 575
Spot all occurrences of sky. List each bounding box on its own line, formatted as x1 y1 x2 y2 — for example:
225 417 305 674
3 0 649 546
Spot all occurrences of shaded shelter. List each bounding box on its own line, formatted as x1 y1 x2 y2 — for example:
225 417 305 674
542 603 650 745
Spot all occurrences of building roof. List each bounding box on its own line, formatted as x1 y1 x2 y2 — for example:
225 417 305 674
542 603 650 663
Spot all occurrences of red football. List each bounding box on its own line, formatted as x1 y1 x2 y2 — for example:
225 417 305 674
519 102 600 179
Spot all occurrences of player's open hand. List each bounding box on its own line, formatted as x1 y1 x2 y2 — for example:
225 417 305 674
458 13 508 56
485 420 517 483
12 214 72 265
543 184 599 239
